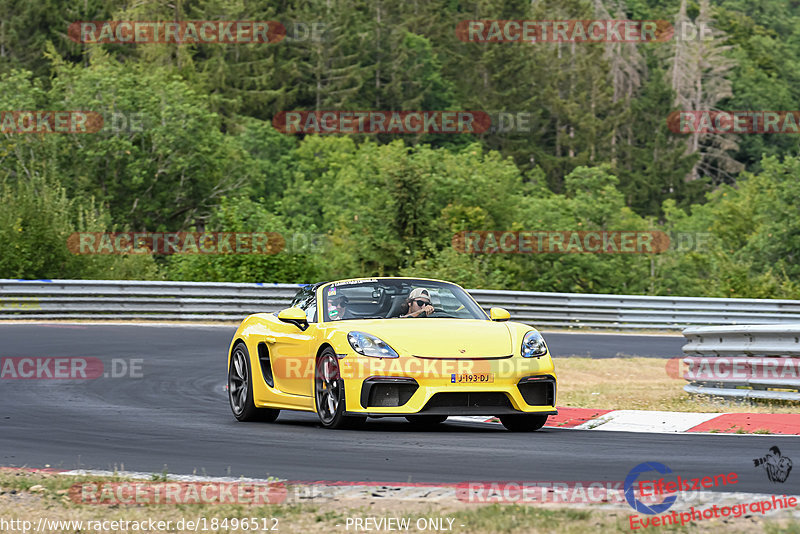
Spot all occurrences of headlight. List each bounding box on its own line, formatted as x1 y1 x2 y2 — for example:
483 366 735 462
521 330 548 358
347 331 399 358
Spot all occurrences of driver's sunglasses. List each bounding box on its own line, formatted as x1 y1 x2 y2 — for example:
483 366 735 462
414 299 431 307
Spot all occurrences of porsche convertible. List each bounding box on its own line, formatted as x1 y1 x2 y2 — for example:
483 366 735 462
227 277 557 431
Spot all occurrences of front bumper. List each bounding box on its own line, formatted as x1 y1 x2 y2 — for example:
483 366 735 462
339 354 557 416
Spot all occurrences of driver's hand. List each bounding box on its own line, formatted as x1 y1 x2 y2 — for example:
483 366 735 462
422 304 435 316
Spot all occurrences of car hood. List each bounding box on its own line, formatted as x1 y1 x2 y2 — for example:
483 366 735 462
338 319 514 358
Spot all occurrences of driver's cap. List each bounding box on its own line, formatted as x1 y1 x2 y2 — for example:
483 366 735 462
408 288 430 301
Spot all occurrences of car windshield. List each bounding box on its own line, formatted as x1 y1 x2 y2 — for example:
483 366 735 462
320 279 487 322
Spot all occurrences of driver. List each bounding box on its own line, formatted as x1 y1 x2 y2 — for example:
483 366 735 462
329 295 351 320
400 288 435 318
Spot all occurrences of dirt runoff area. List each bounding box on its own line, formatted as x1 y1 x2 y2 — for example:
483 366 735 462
1 470 799 533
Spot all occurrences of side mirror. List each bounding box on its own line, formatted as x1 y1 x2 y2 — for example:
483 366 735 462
278 307 309 331
489 307 511 322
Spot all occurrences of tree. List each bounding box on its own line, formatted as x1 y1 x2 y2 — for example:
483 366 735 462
0 0 123 77
49 53 251 230
593 0 647 166
165 196 320 283
666 0 741 184
0 173 159 280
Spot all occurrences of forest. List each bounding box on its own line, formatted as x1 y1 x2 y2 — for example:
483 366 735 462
1 0 799 298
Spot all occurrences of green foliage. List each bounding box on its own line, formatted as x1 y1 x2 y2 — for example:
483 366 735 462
49 54 250 230
273 139 525 279
653 156 800 299
2 0 800 301
508 166 654 294
0 173 159 280
0 0 124 79
164 197 320 283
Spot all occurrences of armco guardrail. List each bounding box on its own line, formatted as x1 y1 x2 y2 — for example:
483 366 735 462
681 325 800 401
0 280 301 321
467 289 800 328
3 279 800 328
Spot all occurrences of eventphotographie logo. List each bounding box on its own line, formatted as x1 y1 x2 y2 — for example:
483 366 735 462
754 446 793 483
624 462 677 515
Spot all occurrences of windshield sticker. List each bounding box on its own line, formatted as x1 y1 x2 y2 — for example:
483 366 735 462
331 279 377 287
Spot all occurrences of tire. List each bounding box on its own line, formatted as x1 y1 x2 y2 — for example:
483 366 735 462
405 415 448 427
315 347 366 429
228 342 280 422
499 414 548 432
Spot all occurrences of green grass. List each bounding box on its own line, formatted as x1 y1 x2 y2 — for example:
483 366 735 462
558 358 800 414
450 504 593 533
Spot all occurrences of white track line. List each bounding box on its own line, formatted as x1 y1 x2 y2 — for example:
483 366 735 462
574 410 725 433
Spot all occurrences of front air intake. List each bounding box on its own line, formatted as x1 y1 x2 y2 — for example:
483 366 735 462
517 375 555 406
419 392 517 414
360 378 418 408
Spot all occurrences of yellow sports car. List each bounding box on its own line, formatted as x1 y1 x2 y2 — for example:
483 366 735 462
227 277 557 431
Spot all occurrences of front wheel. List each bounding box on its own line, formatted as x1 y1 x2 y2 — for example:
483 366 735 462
315 348 366 429
228 342 280 422
499 414 548 432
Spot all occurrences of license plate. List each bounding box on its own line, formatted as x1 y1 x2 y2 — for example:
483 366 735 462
451 373 494 384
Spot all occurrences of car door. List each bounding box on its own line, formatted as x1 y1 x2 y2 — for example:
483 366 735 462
269 287 318 397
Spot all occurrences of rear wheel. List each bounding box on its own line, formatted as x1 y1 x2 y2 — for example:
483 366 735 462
228 342 280 422
405 415 447 427
499 414 548 432
315 348 366 429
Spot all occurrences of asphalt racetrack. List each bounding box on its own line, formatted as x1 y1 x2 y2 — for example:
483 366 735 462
0 324 793 495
